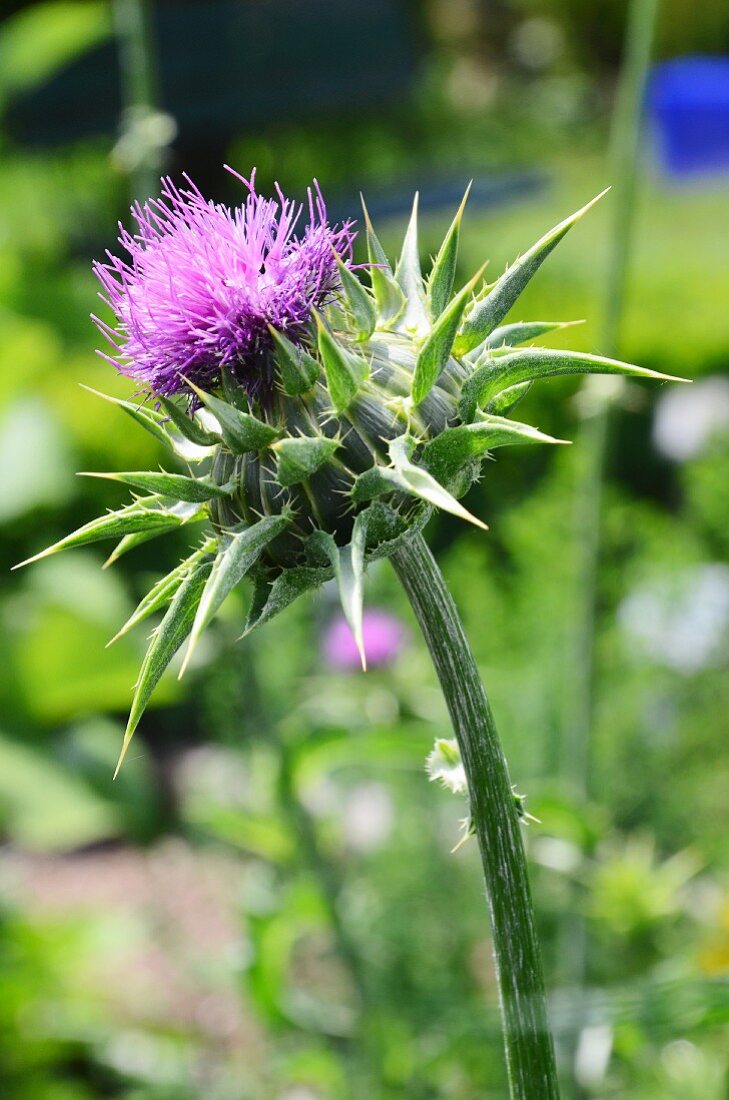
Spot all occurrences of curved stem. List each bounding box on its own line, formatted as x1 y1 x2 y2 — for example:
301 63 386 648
391 532 559 1099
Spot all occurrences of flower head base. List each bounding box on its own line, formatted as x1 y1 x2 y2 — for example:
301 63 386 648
93 168 355 401
15 168 685 774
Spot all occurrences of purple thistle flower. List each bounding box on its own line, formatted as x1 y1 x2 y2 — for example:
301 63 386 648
322 609 407 670
93 167 355 401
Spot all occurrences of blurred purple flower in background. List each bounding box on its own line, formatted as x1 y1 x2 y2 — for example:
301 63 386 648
93 168 355 401
322 609 407 670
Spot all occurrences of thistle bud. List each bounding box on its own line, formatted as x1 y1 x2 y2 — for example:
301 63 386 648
14 167 685 772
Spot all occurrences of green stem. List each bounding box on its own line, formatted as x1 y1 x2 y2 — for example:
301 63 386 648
392 532 559 1100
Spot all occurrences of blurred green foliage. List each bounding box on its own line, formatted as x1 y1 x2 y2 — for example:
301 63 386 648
0 1 728 1097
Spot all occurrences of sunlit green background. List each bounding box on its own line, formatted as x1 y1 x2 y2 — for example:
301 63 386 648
1 1 728 1097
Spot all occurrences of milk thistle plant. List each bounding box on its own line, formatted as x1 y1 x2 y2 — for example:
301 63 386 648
16 167 681 1097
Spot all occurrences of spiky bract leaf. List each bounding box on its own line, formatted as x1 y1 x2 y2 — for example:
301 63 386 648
422 418 568 484
454 191 609 356
427 183 471 321
273 435 341 488
180 514 291 676
115 556 214 776
459 347 683 420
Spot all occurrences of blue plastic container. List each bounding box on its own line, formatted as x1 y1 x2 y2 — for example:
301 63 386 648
648 57 729 177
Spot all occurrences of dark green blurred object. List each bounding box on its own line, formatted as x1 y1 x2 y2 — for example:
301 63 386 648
7 0 418 146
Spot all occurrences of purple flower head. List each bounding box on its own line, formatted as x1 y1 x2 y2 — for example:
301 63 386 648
322 609 407 671
93 167 356 401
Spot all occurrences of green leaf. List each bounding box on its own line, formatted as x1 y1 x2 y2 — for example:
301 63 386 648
334 256 377 341
422 417 569 483
481 319 583 351
81 386 216 463
108 540 217 646
454 190 609 355
268 325 320 395
459 346 686 421
103 528 174 569
179 514 291 677
427 182 471 320
308 512 369 669
361 196 406 326
242 566 332 638
394 192 429 336
80 385 169 446
13 496 202 569
315 314 369 412
115 557 214 776
352 435 488 530
79 469 234 503
272 435 341 487
186 379 281 452
411 264 487 406
220 366 251 411
158 396 218 445
488 381 533 417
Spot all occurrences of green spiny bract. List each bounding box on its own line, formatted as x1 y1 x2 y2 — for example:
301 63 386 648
15 188 683 773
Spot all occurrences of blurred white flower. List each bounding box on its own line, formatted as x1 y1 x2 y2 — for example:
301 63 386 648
618 563 729 673
531 836 582 875
510 18 565 72
652 376 729 461
575 1023 613 1088
342 782 394 853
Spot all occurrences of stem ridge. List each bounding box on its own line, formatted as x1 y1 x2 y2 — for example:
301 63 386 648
392 533 559 1099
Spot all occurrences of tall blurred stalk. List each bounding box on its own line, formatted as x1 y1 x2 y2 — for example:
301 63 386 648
560 0 660 1089
238 645 380 1099
113 0 165 202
